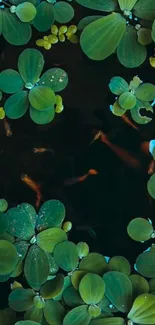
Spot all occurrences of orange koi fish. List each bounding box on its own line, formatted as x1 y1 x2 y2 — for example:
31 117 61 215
3 118 12 137
121 114 139 132
33 147 54 154
21 174 42 208
100 132 141 169
64 169 98 186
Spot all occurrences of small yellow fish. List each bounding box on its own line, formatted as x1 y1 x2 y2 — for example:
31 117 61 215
21 174 42 208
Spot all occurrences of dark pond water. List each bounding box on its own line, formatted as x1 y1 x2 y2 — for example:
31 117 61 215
1 2 155 310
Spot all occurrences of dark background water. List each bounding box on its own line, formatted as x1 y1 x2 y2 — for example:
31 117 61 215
1 2 155 309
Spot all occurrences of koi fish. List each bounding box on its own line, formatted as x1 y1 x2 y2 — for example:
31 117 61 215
21 174 42 208
100 132 141 169
3 118 12 137
64 169 98 186
121 114 139 132
33 147 54 154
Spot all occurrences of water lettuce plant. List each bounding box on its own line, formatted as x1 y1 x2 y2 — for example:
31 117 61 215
76 0 155 67
0 0 37 45
109 76 155 124
32 0 74 32
0 48 68 124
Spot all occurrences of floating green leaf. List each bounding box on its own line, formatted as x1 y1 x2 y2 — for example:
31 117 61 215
63 305 91 325
39 68 68 92
127 218 154 242
77 242 89 259
129 274 149 299
78 16 103 30
16 2 37 22
80 13 126 60
119 92 136 110
118 0 137 10
152 20 155 42
128 293 155 324
37 227 67 253
43 300 65 325
9 288 35 312
71 270 87 290
76 0 118 11
24 305 43 323
108 256 131 276
131 100 153 124
0 199 8 212
0 240 18 275
53 241 79 272
88 305 101 318
15 321 41 325
18 48 44 85
137 28 152 45
54 2 74 23
29 86 55 110
135 83 155 101
79 273 105 304
5 203 36 240
29 105 55 125
109 77 129 95
110 101 126 116
36 200 66 231
63 286 84 307
33 2 55 32
136 252 155 278
147 174 155 199
40 274 64 299
47 254 59 275
103 271 132 312
54 275 71 301
89 317 125 325
79 253 107 275
4 91 29 119
117 26 147 68
24 245 50 289
133 0 155 20
129 76 142 90
2 9 32 45
0 69 24 94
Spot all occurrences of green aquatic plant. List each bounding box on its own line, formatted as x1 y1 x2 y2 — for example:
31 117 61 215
76 0 155 67
0 0 37 45
0 200 68 286
32 0 74 32
0 48 68 124
109 76 155 124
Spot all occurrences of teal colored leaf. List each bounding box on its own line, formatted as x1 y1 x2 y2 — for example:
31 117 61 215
76 0 118 12
0 213 8 234
0 273 11 282
14 241 29 263
79 273 105 304
37 227 67 253
0 240 18 275
47 254 59 274
30 105 55 125
10 0 38 4
9 288 35 312
24 245 50 289
89 318 125 325
133 0 155 20
53 241 79 272
54 2 74 23
80 13 126 60
39 68 68 92
4 91 29 119
118 0 138 11
33 2 55 32
63 305 91 325
29 86 56 110
103 271 132 312
147 173 155 199
135 83 155 101
109 77 129 95
24 306 43 323
63 286 84 307
131 99 153 124
36 199 66 231
43 300 65 325
15 321 41 325
5 203 36 240
78 16 103 31
16 2 37 22
0 69 24 94
136 252 155 278
18 48 44 85
117 26 147 68
2 9 32 45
